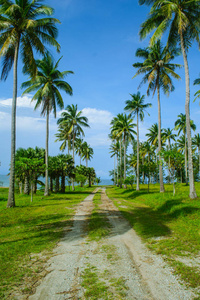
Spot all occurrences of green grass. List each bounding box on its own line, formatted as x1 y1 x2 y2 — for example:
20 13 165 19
87 190 111 241
106 183 200 291
81 264 128 299
0 186 94 299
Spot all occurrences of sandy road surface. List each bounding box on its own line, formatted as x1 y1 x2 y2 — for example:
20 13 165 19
28 188 196 300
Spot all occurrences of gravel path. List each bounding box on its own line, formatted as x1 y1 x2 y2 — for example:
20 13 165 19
29 188 196 300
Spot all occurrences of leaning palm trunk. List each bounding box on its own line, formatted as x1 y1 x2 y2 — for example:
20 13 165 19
184 134 188 185
44 109 49 196
136 111 140 191
157 84 165 192
123 136 127 189
180 32 197 198
7 41 20 208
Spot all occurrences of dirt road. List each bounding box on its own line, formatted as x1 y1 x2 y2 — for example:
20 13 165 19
29 188 196 300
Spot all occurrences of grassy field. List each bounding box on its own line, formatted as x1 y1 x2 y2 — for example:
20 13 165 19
106 183 200 292
0 186 95 299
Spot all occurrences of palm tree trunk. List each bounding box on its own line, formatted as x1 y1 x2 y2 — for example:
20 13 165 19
198 146 200 178
123 136 127 189
7 40 20 208
55 176 59 193
120 140 122 188
180 32 197 199
184 133 188 185
44 108 49 196
24 175 30 195
114 154 116 185
50 176 53 192
157 84 165 192
136 111 140 191
117 153 119 186
72 131 75 191
168 140 171 184
61 173 65 193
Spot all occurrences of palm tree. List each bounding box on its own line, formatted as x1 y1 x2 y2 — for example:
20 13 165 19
163 128 176 183
0 0 60 207
109 141 120 186
74 138 84 165
133 40 181 192
175 113 196 185
194 74 200 102
22 54 73 196
57 104 90 190
82 142 94 167
55 123 72 154
111 114 136 188
139 0 200 198
124 92 151 190
193 134 200 179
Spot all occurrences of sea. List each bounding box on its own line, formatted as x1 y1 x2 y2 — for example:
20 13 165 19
0 175 113 188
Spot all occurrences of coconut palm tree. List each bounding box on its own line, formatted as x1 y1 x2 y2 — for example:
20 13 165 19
124 92 151 190
133 40 181 192
57 104 90 190
111 114 136 188
82 142 94 167
163 128 176 183
55 123 72 154
0 0 60 207
193 134 200 178
74 138 84 165
194 74 200 102
175 113 196 185
22 54 73 196
109 141 120 186
139 0 200 198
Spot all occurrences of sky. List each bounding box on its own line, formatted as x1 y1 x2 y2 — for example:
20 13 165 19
0 0 200 178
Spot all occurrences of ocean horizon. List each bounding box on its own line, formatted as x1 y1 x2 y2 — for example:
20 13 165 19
0 175 113 188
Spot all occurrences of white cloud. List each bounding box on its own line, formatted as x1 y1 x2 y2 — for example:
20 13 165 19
0 95 35 109
82 107 113 128
16 116 46 131
86 133 110 147
0 111 47 132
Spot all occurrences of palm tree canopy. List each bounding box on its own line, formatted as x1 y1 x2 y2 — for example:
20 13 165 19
193 74 200 102
174 113 196 136
162 128 176 144
124 91 152 121
0 0 60 79
22 53 73 117
139 0 200 50
146 123 165 147
133 40 181 96
57 104 90 137
81 141 93 161
111 113 136 142
192 133 200 149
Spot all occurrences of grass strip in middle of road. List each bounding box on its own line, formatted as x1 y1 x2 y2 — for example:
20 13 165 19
87 190 111 241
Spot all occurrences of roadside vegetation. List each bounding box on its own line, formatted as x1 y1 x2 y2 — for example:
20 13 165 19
0 186 94 299
106 184 200 291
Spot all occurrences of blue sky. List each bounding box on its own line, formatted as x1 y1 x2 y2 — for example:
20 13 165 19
0 0 200 178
